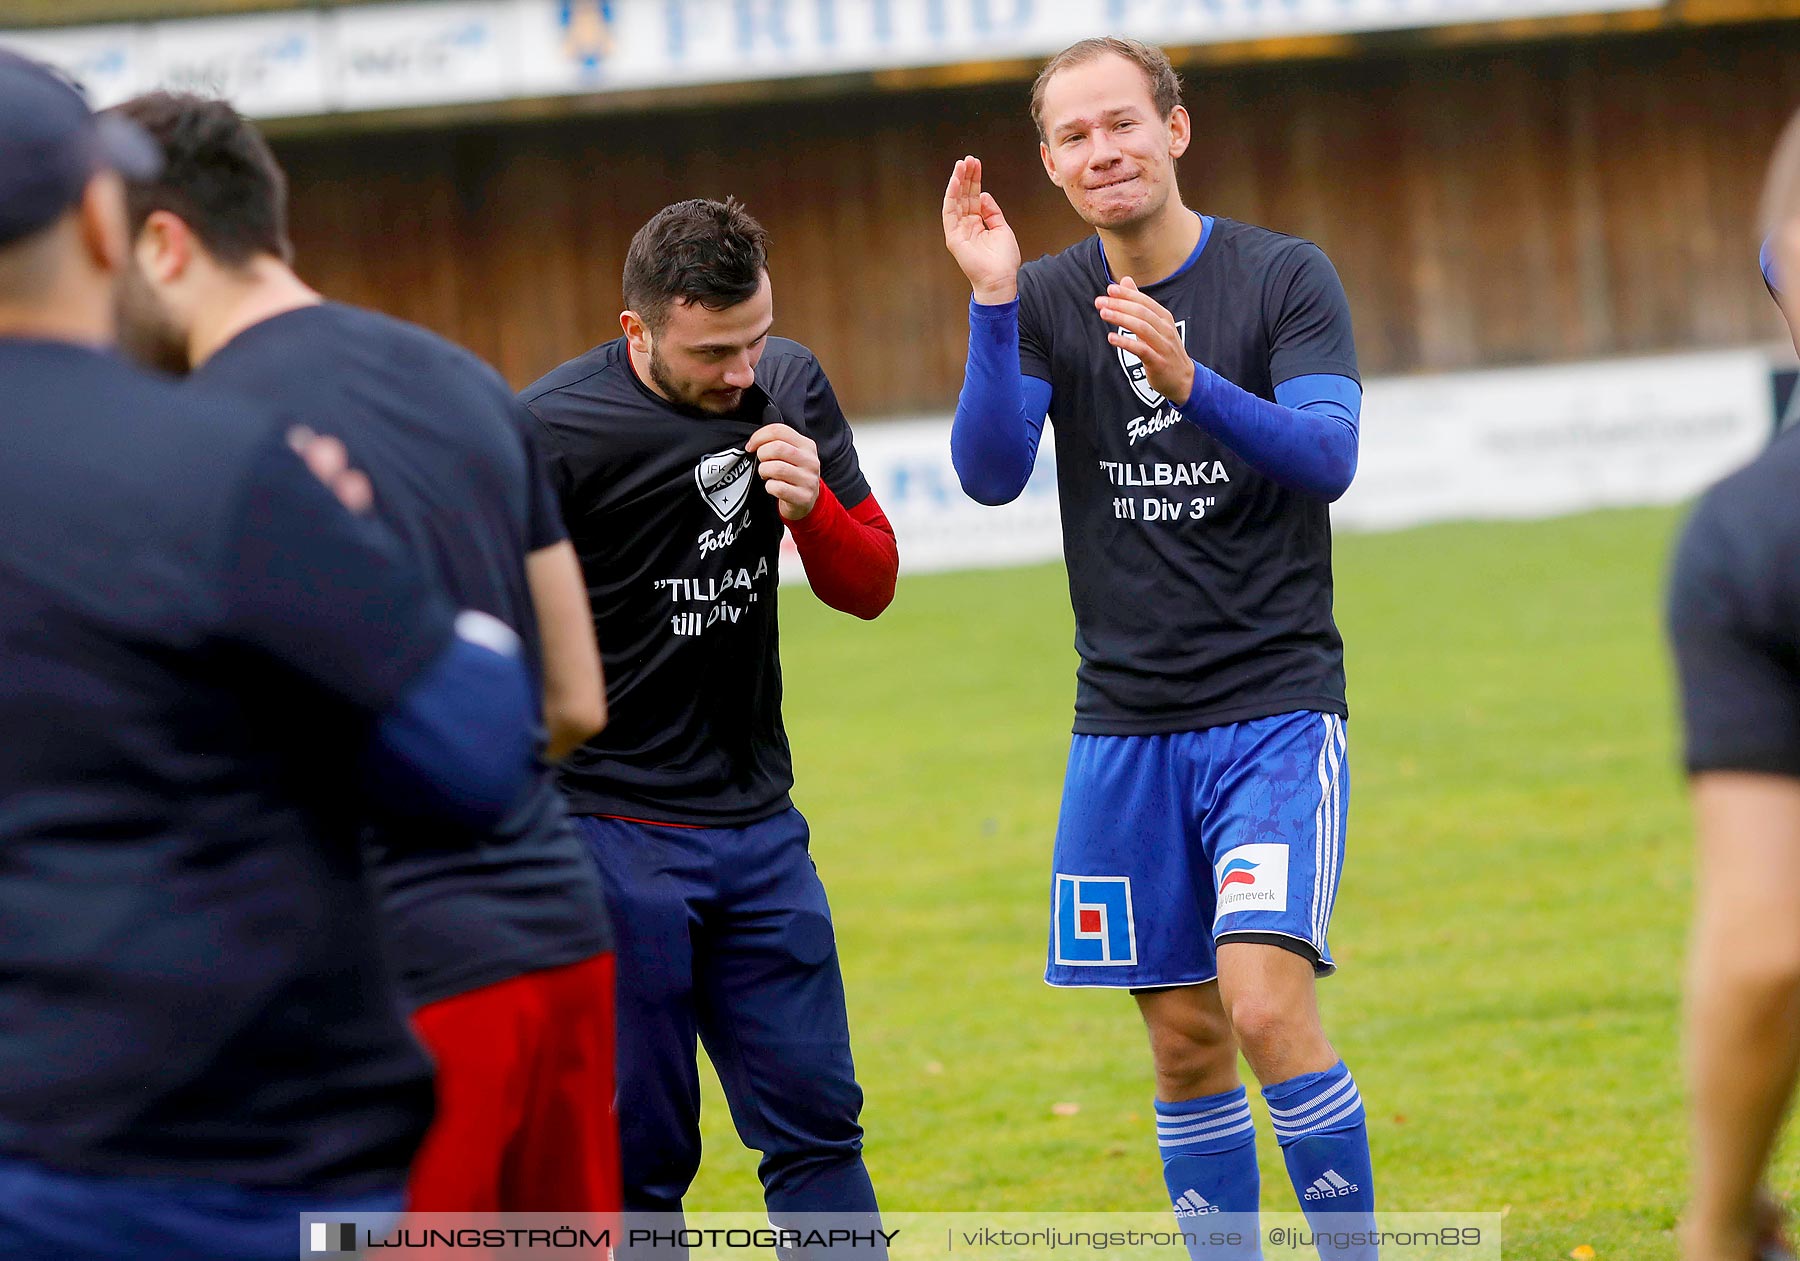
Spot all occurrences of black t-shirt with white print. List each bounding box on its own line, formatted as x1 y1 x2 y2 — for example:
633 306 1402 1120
1018 217 1360 735
520 337 871 826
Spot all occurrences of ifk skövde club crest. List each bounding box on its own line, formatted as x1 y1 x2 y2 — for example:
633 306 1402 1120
1117 319 1187 409
695 448 755 522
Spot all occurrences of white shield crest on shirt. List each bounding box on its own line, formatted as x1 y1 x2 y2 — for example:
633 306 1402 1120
694 447 755 522
1117 319 1187 409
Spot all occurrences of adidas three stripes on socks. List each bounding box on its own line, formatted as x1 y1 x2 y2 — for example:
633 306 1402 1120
1155 1086 1260 1259
1154 1062 1377 1261
1264 1061 1377 1260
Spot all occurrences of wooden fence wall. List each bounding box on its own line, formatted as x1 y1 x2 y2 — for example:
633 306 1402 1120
276 21 1800 413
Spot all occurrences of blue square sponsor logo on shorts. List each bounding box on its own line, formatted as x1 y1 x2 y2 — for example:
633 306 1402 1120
1054 874 1137 966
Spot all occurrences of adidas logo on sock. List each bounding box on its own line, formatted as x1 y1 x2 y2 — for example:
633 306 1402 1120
1303 1170 1360 1201
1173 1189 1222 1217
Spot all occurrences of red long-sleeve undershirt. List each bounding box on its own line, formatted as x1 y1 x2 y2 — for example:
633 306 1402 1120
785 483 898 620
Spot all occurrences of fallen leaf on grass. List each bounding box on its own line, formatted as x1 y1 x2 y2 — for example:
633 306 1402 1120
924 1061 944 1075
1051 1102 1080 1116
1570 1246 1596 1260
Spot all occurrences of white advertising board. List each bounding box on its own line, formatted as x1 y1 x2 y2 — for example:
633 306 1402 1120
334 2 514 112
144 13 328 118
782 346 1778 583
1336 348 1774 531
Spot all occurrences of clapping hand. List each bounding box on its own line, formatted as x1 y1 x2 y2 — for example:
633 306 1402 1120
1097 277 1194 406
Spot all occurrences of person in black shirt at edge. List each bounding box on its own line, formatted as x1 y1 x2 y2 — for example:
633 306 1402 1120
1671 108 1800 1261
108 93 623 1220
520 198 899 1256
0 53 540 1261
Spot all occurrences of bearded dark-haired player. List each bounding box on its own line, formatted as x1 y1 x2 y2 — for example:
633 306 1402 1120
943 36 1373 1261
520 198 897 1245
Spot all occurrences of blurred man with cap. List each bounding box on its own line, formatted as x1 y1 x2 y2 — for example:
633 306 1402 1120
0 50 161 331
0 50 542 1261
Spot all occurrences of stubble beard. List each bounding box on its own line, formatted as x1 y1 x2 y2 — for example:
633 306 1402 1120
114 265 192 377
649 342 740 416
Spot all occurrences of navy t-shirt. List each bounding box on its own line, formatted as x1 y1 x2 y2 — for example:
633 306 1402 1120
196 304 611 1007
0 338 452 1190
1018 219 1360 734
1669 427 1800 776
520 337 871 825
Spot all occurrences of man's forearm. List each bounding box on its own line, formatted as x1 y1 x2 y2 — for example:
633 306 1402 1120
1179 368 1360 502
951 298 1049 506
788 485 898 620
527 540 606 761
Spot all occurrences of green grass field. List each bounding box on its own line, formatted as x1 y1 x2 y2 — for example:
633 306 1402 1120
677 505 1799 1259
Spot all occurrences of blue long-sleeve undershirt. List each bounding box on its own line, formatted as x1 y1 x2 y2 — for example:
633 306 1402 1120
952 299 1052 505
362 610 537 830
950 297 1362 504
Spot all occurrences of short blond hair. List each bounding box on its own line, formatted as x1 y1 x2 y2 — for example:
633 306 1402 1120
1030 37 1182 143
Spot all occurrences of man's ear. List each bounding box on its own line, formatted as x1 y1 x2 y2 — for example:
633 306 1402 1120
620 309 652 355
76 172 129 275
1167 104 1192 161
1040 141 1060 186
137 209 196 285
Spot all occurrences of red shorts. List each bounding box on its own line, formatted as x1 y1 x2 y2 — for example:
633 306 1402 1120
406 953 620 1213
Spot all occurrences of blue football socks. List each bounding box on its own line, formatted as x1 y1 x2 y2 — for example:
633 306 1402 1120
1155 1086 1262 1260
1263 1061 1377 1260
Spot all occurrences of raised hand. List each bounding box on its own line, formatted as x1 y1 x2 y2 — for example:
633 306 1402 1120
1096 277 1195 406
942 155 1022 306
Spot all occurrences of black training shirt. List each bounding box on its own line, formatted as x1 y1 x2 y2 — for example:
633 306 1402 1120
1019 219 1359 734
196 304 611 1007
521 337 871 825
1669 427 1800 777
0 338 452 1190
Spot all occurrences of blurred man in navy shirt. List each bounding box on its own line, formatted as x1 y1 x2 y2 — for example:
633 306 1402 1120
110 91 621 1217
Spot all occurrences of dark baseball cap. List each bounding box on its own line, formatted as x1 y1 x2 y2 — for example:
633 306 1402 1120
0 48 161 248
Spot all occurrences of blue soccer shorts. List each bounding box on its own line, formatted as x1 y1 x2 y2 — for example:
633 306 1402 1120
1046 710 1348 989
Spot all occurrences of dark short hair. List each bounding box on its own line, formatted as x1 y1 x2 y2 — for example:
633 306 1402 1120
108 91 291 267
623 197 768 331
1030 37 1182 143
